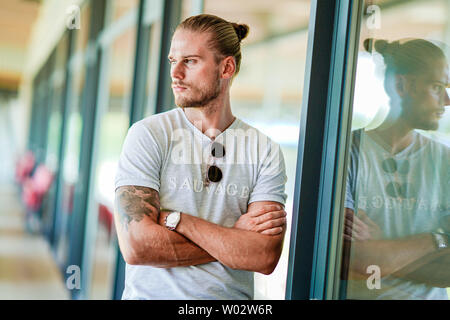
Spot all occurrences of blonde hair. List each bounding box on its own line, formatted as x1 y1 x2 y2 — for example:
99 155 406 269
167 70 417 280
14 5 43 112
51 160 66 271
177 14 249 76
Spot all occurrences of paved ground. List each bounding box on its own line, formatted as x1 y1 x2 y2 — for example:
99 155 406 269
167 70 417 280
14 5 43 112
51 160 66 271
0 184 69 300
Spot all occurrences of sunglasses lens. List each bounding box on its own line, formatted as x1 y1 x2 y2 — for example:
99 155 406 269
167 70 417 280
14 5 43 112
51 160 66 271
211 142 225 158
382 158 410 175
402 183 415 198
208 165 222 182
386 181 402 197
382 158 397 173
386 182 414 198
397 160 410 174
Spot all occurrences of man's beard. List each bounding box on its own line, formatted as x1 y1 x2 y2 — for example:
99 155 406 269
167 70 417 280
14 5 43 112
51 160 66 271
402 106 440 131
413 118 439 131
174 73 221 109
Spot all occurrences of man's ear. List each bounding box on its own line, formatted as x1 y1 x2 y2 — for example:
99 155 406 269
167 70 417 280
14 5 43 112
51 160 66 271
220 56 236 79
395 74 415 97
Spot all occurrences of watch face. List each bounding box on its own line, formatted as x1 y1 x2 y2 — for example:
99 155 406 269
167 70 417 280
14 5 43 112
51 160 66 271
166 212 180 229
168 214 177 224
434 233 448 250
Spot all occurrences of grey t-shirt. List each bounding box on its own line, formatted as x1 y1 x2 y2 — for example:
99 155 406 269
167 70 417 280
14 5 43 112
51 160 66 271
115 107 287 300
345 130 449 300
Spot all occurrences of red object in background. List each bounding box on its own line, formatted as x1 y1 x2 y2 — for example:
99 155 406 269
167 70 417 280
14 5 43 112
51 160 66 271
22 178 40 211
15 151 35 184
22 164 54 212
98 203 114 240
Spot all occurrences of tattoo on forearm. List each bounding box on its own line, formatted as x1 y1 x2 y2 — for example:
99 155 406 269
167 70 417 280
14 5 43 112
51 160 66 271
115 186 160 230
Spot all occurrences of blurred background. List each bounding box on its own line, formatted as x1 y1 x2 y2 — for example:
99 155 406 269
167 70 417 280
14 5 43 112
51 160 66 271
0 0 448 300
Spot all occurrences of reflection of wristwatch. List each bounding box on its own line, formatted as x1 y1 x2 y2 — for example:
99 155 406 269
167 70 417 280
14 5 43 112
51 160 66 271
165 211 181 231
432 229 449 250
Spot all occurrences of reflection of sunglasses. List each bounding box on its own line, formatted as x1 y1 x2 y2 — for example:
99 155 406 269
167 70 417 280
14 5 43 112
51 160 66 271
385 181 416 198
205 142 225 185
381 158 410 174
381 158 414 198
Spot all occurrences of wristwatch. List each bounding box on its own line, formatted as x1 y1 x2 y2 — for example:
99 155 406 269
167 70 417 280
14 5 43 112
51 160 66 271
432 228 449 250
165 211 181 231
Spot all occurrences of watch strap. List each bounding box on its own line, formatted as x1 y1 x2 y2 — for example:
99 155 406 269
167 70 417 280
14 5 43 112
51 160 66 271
432 231 449 250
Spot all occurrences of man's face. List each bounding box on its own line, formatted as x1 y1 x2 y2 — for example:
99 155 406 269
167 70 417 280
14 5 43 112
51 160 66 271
402 59 450 130
168 29 222 108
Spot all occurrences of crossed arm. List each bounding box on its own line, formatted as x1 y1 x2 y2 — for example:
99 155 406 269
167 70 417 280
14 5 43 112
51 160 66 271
114 185 287 275
344 208 450 286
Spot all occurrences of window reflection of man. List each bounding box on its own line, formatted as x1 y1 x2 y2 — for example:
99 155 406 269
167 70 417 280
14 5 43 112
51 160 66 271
344 38 450 300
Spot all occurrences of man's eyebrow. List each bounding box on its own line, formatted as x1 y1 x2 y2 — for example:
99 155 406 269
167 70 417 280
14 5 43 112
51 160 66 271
430 80 448 86
168 55 202 60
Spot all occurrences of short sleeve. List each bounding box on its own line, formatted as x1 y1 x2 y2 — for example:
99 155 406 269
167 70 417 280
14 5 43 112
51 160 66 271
248 141 288 205
344 132 360 211
345 168 355 211
115 121 162 192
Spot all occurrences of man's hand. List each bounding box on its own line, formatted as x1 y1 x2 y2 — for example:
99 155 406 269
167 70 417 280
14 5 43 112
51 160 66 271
158 210 171 226
173 201 287 274
234 204 286 235
344 208 382 241
159 205 287 236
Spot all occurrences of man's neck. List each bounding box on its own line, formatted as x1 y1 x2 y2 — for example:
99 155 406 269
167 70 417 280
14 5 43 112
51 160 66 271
182 93 235 140
368 120 415 154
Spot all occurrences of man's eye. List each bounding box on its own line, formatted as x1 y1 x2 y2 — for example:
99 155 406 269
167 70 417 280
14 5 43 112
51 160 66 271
434 84 444 91
184 59 195 64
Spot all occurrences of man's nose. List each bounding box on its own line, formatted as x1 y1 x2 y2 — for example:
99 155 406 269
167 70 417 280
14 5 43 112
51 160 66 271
170 62 184 80
444 88 450 106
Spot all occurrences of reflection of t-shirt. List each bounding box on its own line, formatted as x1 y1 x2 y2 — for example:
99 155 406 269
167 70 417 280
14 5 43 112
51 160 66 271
115 108 287 300
345 130 450 300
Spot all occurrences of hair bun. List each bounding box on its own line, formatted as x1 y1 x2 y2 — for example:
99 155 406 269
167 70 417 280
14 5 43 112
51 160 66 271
363 38 388 54
373 39 390 54
363 38 374 52
232 23 249 42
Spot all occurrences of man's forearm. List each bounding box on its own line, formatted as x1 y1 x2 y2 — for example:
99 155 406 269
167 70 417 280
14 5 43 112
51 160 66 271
116 212 216 267
348 233 436 277
175 213 284 275
393 249 450 287
115 186 284 270
114 186 215 268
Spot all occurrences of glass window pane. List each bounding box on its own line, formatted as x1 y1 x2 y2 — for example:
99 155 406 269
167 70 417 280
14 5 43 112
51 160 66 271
181 0 203 20
55 2 91 267
105 0 139 26
74 3 91 53
337 0 450 300
204 0 311 300
88 26 136 299
46 34 69 173
144 19 162 117
39 34 70 236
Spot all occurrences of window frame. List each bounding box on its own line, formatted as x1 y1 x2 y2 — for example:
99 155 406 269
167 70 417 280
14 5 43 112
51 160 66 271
285 0 363 300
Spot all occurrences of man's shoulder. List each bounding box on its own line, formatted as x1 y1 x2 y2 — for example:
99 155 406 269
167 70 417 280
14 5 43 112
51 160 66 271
137 108 181 126
232 118 279 146
348 129 364 155
416 131 450 155
131 108 181 134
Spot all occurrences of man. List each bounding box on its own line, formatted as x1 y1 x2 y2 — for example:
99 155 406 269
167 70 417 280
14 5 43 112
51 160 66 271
344 38 450 299
114 14 288 300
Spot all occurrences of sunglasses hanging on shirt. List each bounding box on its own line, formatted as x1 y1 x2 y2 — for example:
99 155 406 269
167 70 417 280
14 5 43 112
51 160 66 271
381 158 415 198
204 142 225 185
